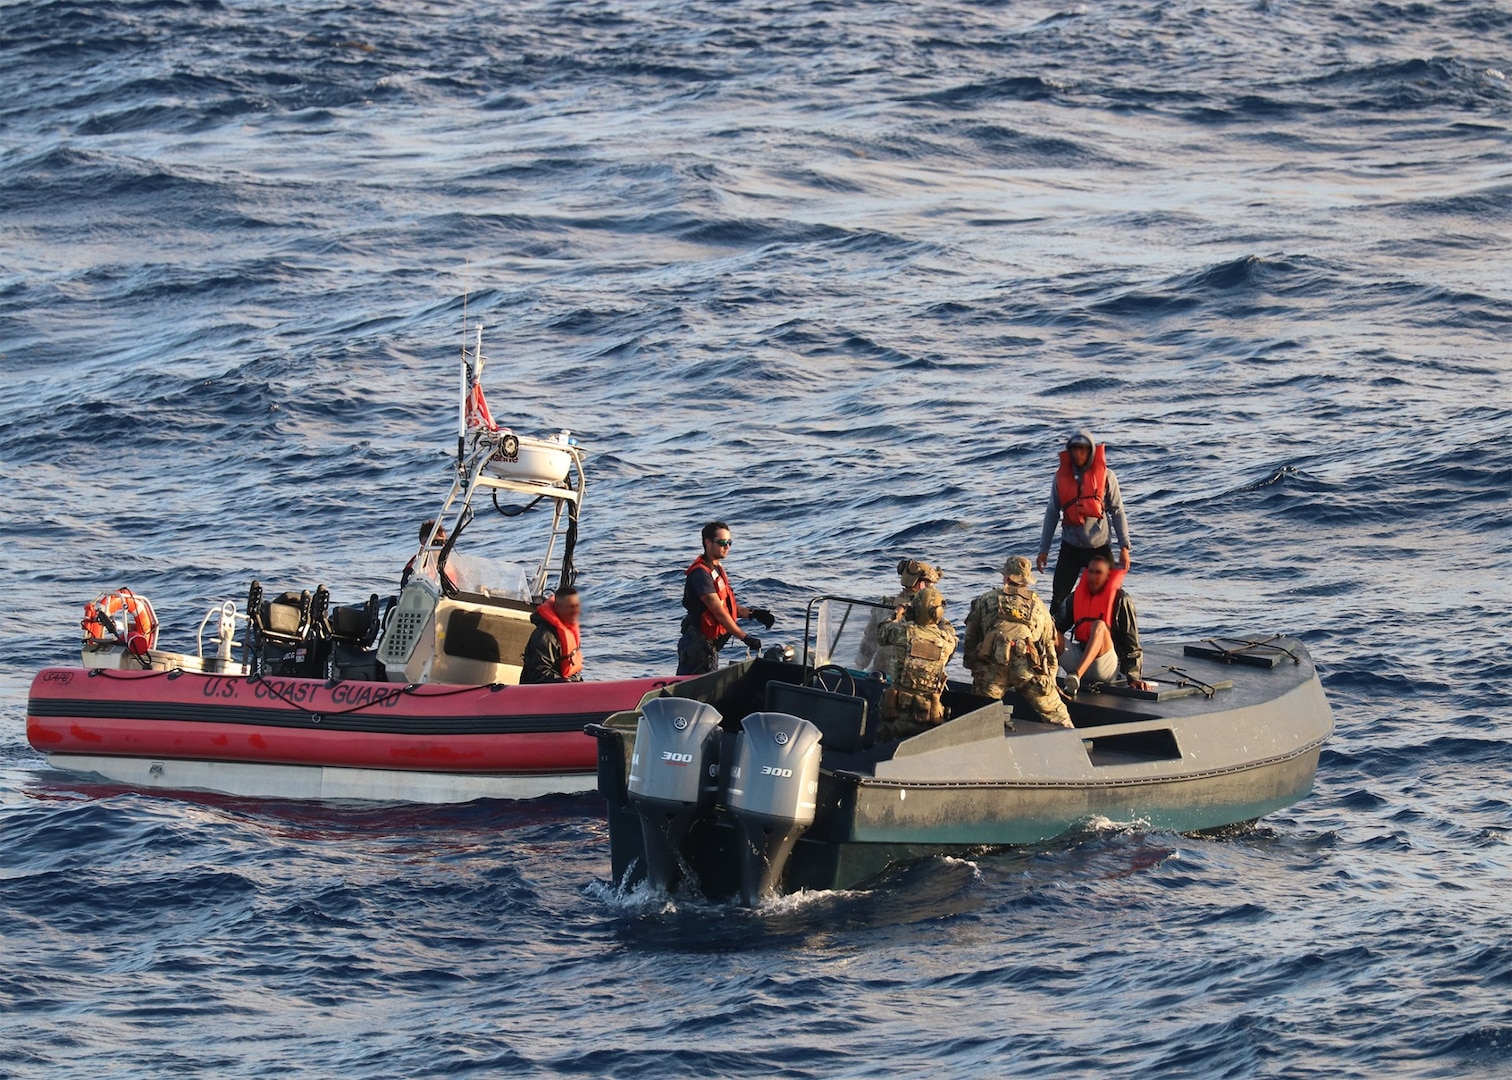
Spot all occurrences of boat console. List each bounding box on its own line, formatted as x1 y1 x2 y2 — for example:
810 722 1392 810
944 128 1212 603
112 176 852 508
370 325 585 688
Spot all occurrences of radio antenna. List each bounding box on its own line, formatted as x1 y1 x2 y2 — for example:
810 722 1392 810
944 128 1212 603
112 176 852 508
457 259 471 471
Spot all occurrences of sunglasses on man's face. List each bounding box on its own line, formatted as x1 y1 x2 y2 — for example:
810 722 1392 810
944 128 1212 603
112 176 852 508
710 538 732 548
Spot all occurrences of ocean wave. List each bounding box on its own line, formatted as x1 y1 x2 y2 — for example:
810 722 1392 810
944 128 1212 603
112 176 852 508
3 0 1512 1074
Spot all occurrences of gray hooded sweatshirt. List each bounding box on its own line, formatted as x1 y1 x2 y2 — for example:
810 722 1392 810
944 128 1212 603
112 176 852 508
1037 428 1131 555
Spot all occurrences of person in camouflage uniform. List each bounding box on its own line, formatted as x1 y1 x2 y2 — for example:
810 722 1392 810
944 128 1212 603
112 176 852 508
877 585 958 741
963 556 1072 728
855 559 943 671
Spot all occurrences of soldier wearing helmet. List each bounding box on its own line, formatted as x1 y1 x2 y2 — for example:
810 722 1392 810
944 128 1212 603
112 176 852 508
855 558 944 672
963 556 1071 727
876 585 957 742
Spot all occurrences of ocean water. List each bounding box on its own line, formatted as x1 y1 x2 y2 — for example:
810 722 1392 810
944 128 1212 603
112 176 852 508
2 0 1511 1075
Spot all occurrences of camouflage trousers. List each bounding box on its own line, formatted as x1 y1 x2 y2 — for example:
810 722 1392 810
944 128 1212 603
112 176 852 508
971 668 1072 728
879 686 946 742
1015 672 1072 727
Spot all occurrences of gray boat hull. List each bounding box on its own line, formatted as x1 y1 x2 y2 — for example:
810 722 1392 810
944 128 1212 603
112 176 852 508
591 636 1333 898
787 741 1321 890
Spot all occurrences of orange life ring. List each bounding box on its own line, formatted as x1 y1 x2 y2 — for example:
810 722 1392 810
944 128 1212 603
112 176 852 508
82 589 159 653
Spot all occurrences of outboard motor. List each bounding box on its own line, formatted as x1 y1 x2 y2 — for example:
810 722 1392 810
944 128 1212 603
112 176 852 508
626 697 724 894
727 712 823 906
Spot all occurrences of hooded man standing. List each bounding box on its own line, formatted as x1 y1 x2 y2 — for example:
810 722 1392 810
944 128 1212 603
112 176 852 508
1036 430 1134 611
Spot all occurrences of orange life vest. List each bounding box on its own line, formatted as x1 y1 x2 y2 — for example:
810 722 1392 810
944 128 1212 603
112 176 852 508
1056 444 1108 528
1071 567 1127 644
533 601 583 679
82 588 158 653
687 555 737 642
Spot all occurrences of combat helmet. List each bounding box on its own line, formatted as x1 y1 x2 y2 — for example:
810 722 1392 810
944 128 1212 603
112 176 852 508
910 585 945 625
898 558 942 588
1001 556 1034 587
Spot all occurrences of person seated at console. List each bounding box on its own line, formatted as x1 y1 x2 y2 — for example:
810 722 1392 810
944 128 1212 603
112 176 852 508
522 588 583 684
1053 552 1151 694
400 519 460 591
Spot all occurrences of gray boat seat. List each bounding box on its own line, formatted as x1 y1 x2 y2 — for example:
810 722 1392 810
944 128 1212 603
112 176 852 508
261 590 309 640
256 586 327 650
328 594 381 646
763 681 868 753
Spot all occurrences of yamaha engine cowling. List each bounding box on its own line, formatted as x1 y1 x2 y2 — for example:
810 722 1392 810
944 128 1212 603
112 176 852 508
727 712 823 906
626 696 724 894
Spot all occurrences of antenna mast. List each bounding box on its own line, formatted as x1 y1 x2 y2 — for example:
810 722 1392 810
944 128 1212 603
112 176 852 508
457 260 470 472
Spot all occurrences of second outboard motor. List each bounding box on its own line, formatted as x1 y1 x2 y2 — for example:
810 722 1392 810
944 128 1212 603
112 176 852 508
626 696 724 894
727 712 823 906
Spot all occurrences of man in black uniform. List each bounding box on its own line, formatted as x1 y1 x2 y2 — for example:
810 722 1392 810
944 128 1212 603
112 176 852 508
676 521 775 675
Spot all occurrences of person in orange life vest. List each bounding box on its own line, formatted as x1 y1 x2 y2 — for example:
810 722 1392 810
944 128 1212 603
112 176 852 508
400 519 460 591
1052 552 1150 695
676 521 775 676
1035 429 1133 612
522 587 584 684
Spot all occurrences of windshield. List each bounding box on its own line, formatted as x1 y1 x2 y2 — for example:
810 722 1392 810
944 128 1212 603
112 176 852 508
810 595 971 681
812 597 896 671
447 553 531 600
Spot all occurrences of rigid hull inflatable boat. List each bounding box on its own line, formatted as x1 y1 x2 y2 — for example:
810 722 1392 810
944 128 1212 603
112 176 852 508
27 327 679 803
28 668 674 802
591 600 1334 903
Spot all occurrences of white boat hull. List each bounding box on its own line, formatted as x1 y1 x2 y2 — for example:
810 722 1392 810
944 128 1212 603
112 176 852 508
45 753 595 804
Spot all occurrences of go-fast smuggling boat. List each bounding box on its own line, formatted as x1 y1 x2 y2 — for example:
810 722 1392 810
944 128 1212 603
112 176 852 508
26 327 678 803
591 598 1334 904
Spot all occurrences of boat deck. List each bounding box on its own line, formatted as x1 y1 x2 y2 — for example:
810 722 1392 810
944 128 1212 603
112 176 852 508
607 636 1328 786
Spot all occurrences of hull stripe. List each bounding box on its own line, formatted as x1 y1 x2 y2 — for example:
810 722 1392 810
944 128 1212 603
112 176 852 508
28 697 607 736
831 737 1328 791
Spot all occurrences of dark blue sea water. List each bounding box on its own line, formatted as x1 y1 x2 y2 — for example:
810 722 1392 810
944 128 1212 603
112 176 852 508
3 0 1511 1075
